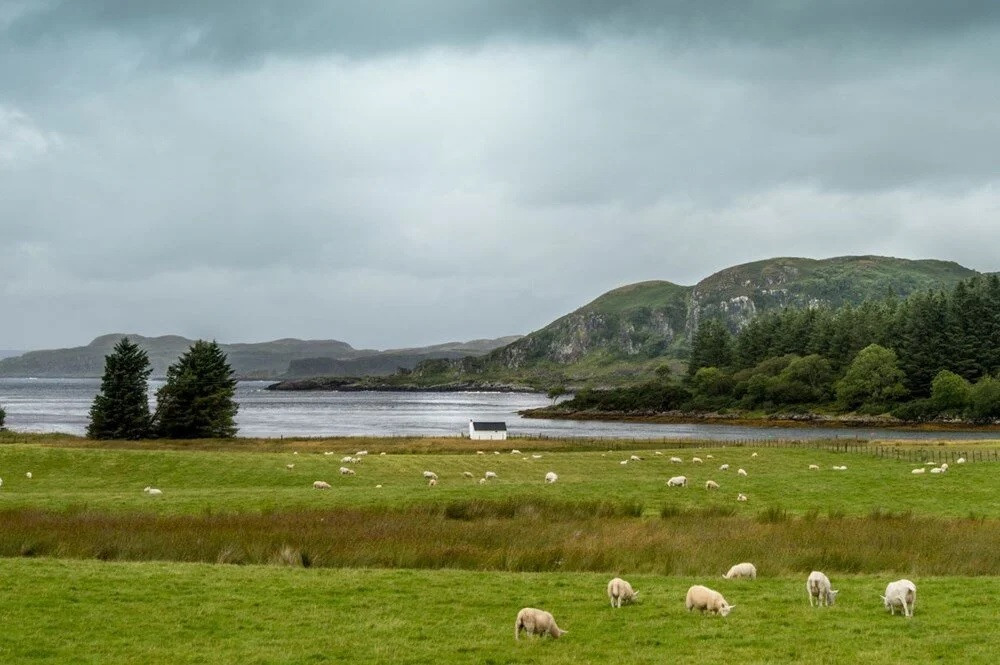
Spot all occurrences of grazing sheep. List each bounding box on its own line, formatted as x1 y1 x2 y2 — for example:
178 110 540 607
691 457 703 464
0 478 3 487
25 472 32 479
494 451 501 455
313 480 331 490
941 463 949 471
340 456 354 463
956 457 966 464
833 465 848 471
607 578 639 608
339 467 355 475
323 451 335 456
911 468 926 475
719 464 730 471
882 579 917 617
667 476 688 487
485 471 498 480
143 487 162 496
630 455 643 462
809 464 820 470
751 452 758 458
723 562 757 580
422 471 439 480
286 464 295 470
355 450 368 456
375 484 382 488
736 493 748 502
428 478 437 487
514 608 566 640
477 450 485 455
380 452 386 456
654 451 663 456
705 480 720 490
532 454 543 459
545 472 558 484
685 585 734 616
479 478 486 485
706 454 714 459
511 449 522 455
924 461 937 466
737 468 747 477
670 456 683 463
620 460 629 466
462 471 474 478
806 571 838 607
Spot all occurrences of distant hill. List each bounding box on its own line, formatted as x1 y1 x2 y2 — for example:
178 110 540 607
407 256 979 387
0 334 521 379
0 350 24 360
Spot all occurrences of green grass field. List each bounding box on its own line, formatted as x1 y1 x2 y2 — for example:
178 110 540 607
0 433 998 663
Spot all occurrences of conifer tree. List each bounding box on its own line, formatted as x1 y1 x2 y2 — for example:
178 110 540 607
87 337 153 439
154 340 238 439
687 319 734 376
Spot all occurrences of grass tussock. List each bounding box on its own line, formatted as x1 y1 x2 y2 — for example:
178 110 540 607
1 506 997 576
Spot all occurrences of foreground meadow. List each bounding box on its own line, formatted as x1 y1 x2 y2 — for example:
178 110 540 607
0 559 996 665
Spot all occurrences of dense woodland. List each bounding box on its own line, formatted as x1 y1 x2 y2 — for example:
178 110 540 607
562 275 1000 423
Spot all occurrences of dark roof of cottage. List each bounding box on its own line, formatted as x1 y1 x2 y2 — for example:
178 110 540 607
470 421 507 431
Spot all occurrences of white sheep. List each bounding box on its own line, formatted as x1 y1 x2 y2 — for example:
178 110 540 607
833 465 848 471
911 468 926 475
620 460 629 466
462 471 474 478
422 471 439 480
485 471 498 480
737 468 747 477
511 449 522 455
940 463 949 471
477 450 485 455
751 452 758 458
494 451 500 455
545 472 558 484
882 579 917 617
143 487 162 496
0 478 3 487
607 577 639 608
691 457 703 464
736 493 748 502
929 467 944 474
286 464 295 470
723 562 757 580
379 452 386 456
956 457 966 464
340 456 354 463
428 478 437 487
339 467 355 475
514 608 567 640
719 463 730 471
670 456 683 463
806 571 838 607
25 471 32 479
313 480 331 490
809 464 820 470
654 451 663 456
323 451 335 456
705 480 720 490
355 450 368 456
667 476 687 487
706 454 714 459
685 585 734 616
630 455 643 462
532 454 543 459
478 478 486 485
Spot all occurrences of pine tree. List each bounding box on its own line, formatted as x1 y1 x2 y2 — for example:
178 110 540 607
0 403 6 429
154 340 238 439
688 319 734 376
87 337 153 439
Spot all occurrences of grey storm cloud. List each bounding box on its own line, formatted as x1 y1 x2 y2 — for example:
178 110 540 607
1 2 1000 350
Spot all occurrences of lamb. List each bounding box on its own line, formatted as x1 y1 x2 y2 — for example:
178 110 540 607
511 449 522 455
705 480 720 490
723 562 757 580
809 464 820 470
737 468 747 477
545 472 558 484
719 463 730 471
685 585 735 616
882 579 917 617
736 493 748 502
462 471 474 478
630 455 643 462
911 468 926 475
514 608 567 640
667 476 687 487
339 467 355 475
313 480 331 490
143 487 162 496
607 577 639 608
428 478 437 487
422 471 439 480
691 457 703 464
751 452 758 458
25 472 32 479
670 456 683 463
956 457 966 464
806 571 838 607
484 471 498 480
620 460 629 465
478 478 486 485
286 464 295 470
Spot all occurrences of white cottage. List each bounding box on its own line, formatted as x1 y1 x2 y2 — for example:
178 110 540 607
469 420 508 440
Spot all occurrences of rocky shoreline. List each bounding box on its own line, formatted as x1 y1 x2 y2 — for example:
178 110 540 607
520 407 1000 431
266 377 539 393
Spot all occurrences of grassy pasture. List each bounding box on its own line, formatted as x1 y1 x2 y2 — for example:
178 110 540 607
0 437 996 518
0 559 996 665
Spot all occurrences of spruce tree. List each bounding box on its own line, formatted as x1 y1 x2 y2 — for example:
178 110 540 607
154 340 238 439
0 403 6 429
87 337 153 439
688 319 734 376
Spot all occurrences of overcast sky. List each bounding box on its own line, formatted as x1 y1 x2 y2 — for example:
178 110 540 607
2 1 999 351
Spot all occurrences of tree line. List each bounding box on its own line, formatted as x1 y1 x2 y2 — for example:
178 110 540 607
566 275 1000 423
87 337 238 439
